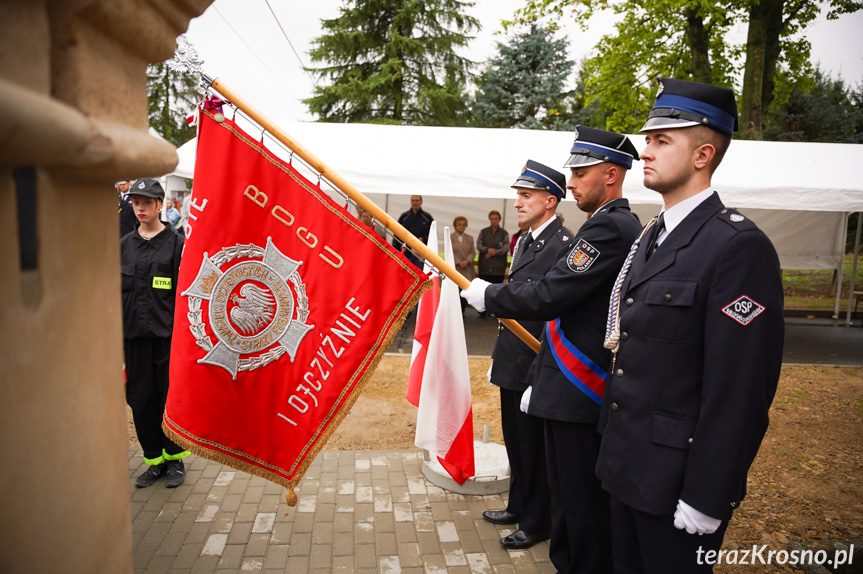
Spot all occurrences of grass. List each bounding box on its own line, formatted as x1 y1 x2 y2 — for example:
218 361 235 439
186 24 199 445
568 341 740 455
783 253 863 309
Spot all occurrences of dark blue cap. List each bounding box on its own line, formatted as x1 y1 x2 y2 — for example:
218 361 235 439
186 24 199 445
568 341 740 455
511 160 567 199
641 78 739 136
564 126 639 170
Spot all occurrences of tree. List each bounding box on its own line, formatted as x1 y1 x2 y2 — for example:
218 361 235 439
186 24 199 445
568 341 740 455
505 0 861 137
764 66 863 143
304 0 479 126
147 36 202 147
471 25 575 130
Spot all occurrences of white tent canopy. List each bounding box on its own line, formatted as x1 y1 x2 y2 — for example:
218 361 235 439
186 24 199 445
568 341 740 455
172 119 863 271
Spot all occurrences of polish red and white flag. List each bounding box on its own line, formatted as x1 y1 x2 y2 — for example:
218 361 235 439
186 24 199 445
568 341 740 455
406 221 439 407
414 227 475 484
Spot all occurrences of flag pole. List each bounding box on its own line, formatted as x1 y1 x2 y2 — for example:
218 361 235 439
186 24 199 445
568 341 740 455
204 76 540 353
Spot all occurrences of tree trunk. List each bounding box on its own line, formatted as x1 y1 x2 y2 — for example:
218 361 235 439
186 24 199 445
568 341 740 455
761 0 785 115
684 7 713 83
740 0 784 140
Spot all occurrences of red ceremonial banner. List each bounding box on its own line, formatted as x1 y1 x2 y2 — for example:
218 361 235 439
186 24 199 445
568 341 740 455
164 110 429 502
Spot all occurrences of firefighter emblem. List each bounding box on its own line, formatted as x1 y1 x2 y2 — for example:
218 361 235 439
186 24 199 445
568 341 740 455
182 237 313 379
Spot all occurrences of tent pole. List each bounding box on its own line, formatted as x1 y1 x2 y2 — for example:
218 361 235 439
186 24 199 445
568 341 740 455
206 76 541 352
833 212 850 319
845 212 862 326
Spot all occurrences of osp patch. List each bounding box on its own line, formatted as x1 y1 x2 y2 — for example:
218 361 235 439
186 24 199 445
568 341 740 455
721 295 766 326
567 238 600 273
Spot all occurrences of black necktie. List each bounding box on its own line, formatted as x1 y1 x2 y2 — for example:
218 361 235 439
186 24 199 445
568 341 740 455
645 213 666 260
514 232 533 267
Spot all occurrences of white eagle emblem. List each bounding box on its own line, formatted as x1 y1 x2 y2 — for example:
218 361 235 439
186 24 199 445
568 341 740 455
181 238 313 379
230 284 275 335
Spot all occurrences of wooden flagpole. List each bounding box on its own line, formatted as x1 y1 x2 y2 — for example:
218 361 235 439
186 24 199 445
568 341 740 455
204 76 540 353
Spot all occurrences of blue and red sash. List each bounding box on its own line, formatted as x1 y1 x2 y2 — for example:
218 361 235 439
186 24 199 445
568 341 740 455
546 318 607 405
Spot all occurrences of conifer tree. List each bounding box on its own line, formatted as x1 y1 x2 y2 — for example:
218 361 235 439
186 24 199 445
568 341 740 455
147 36 202 146
304 0 479 126
471 26 575 130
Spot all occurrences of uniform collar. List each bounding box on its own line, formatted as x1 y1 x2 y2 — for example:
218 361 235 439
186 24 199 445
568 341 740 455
657 188 714 244
132 222 172 248
593 197 628 216
529 214 557 239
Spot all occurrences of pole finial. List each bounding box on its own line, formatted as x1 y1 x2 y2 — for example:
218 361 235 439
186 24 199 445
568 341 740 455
166 37 206 82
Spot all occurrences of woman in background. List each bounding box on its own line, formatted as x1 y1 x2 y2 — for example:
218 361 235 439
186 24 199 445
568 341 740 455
451 215 476 313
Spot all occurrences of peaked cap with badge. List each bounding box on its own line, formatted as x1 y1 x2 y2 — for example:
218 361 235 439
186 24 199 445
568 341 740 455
641 78 739 136
563 125 639 170
129 179 166 200
511 160 568 199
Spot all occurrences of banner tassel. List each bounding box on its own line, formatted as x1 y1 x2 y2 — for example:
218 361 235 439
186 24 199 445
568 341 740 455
285 488 298 509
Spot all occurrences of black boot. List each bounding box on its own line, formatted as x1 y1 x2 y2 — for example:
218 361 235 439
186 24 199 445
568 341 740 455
165 459 185 488
135 463 166 488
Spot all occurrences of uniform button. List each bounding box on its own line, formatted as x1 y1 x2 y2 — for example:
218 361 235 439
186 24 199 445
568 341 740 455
615 369 624 378
625 298 634 306
730 501 738 508
621 332 629 341
688 437 693 445
610 402 620 412
664 293 672 301
527 278 532 282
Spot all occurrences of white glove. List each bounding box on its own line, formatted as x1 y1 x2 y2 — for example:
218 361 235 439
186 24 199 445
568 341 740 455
519 386 533 413
486 362 493 383
673 499 721 535
460 278 491 312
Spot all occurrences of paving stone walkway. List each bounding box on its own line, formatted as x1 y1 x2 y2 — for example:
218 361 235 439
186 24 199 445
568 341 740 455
130 448 555 574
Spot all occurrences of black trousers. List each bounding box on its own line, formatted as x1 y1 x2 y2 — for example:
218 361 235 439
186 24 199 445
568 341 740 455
499 387 550 535
124 337 184 463
609 495 729 574
545 419 612 574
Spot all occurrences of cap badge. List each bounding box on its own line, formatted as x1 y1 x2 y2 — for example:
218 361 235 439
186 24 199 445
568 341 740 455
656 80 664 98
573 127 579 140
138 181 146 189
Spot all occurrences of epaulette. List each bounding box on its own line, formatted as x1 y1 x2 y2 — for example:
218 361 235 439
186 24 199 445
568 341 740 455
716 208 757 231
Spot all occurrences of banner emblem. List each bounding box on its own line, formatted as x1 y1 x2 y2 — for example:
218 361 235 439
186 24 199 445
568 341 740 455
182 238 313 379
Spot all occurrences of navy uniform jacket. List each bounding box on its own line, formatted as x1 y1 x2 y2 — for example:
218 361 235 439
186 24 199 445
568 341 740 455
596 193 784 521
490 217 574 392
485 199 642 423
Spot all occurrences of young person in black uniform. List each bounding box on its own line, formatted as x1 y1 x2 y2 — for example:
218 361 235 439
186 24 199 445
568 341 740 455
482 160 574 550
595 79 785 573
463 127 642 574
121 179 190 488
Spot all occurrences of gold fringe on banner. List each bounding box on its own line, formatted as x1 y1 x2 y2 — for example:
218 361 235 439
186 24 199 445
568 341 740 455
163 278 430 507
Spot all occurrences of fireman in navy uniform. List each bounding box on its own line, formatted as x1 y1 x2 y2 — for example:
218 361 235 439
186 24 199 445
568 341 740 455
463 126 642 573
481 160 573 550
595 79 785 573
